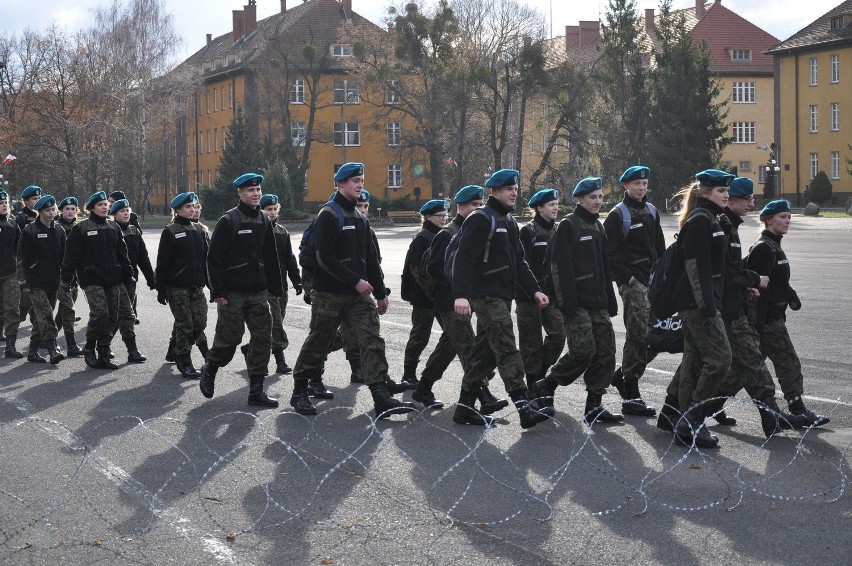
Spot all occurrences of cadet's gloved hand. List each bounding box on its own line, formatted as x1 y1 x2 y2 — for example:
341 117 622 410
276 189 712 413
59 280 71 292
717 213 732 231
125 277 136 287
147 277 157 290
789 299 801 311
385 287 391 297
157 291 168 305
293 284 303 295
303 292 312 305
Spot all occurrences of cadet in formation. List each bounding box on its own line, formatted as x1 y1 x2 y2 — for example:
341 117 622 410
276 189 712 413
15 184 42 326
54 197 83 356
0 188 22 357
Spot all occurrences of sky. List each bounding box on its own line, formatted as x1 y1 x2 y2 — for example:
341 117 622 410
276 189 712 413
2 0 842 60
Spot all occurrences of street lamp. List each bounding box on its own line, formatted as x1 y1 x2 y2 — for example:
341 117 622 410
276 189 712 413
764 154 780 202
339 90 356 163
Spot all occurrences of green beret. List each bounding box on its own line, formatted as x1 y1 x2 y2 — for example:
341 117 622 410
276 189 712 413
528 188 559 207
334 162 364 182
759 199 791 219
232 173 264 188
109 199 130 216
419 199 447 215
34 195 56 211
0 189 7 201
454 185 484 204
485 169 519 189
620 165 650 183
58 196 79 209
357 189 371 203
85 191 108 210
695 169 735 187
170 192 198 209
259 194 279 208
728 177 754 198
21 185 42 199
573 177 603 197
109 190 127 201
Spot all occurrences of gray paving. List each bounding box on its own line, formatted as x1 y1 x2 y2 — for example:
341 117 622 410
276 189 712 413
0 213 849 565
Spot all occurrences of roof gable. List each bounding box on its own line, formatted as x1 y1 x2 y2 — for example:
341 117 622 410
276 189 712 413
766 0 852 54
690 1 779 73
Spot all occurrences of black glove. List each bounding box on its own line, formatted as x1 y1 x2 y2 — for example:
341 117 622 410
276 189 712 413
157 290 168 305
59 280 71 292
147 277 157 291
303 292 312 305
385 287 391 297
125 277 136 287
294 284 303 295
717 213 732 231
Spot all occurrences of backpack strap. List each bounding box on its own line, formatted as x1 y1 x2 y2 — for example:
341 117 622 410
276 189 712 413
616 201 658 239
479 207 498 263
320 200 346 233
228 206 270 239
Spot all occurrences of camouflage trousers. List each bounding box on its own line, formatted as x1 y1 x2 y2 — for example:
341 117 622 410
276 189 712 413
207 291 271 377
327 322 359 361
28 289 58 345
516 301 566 377
293 291 388 386
82 285 122 346
403 306 435 374
547 308 615 396
618 279 654 382
268 293 290 351
167 287 208 356
113 282 136 340
18 285 32 325
759 319 805 399
674 309 732 409
54 286 78 335
461 297 526 396
0 274 21 336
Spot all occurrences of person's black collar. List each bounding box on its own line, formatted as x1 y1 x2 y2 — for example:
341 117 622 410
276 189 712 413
237 200 260 217
761 229 783 244
722 206 744 228
174 215 192 226
486 195 513 216
695 196 726 216
116 220 129 230
333 192 356 212
88 212 107 224
58 216 76 226
423 220 441 234
623 193 647 208
0 214 6 222
452 214 464 227
534 213 555 231
573 204 599 222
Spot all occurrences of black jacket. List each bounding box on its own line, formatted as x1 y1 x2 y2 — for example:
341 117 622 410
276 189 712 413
311 193 385 299
544 205 617 313
0 214 20 278
672 198 728 317
603 194 666 287
156 216 209 290
118 221 155 288
14 207 37 233
427 215 462 312
720 208 761 321
748 230 799 332
271 221 302 289
517 214 556 303
61 214 133 288
401 221 440 308
452 196 539 302
17 219 65 292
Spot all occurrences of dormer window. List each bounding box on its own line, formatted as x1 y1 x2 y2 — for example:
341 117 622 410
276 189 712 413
830 16 844 30
731 49 751 61
331 44 353 57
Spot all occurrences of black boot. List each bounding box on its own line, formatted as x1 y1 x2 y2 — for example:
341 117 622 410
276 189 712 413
369 382 415 419
199 362 218 398
386 377 410 394
65 333 83 357
401 365 419 389
349 359 365 384
272 348 292 374
196 340 209 359
165 337 176 362
477 386 509 415
453 390 494 426
290 381 317 415
583 393 624 425
511 389 554 429
247 376 279 408
3 334 24 359
656 394 681 433
787 396 830 428
675 401 719 448
525 373 539 390
124 337 146 363
26 340 46 363
97 346 119 369
412 379 444 409
175 352 201 379
610 367 625 398
46 339 64 365
532 376 558 411
705 397 737 425
755 396 793 438
83 339 99 368
307 379 334 399
620 377 657 417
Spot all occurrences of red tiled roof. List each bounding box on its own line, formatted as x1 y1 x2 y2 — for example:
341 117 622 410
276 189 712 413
766 0 852 54
690 1 779 74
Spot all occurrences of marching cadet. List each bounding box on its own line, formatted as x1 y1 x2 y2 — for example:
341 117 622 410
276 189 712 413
603 166 665 417
255 193 302 375
399 198 448 388
414 185 509 416
199 173 283 408
60 191 135 370
156 192 208 379
534 178 623 425
107 191 142 232
517 188 566 389
15 184 42 326
54 197 83 356
109 198 152 363
0 188 23 358
289 162 415 419
451 169 552 429
748 199 829 428
17 194 65 364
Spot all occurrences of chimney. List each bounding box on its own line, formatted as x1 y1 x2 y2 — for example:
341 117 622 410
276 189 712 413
281 0 286 12
645 8 655 31
342 0 352 15
232 10 244 41
565 25 579 52
578 21 600 48
243 2 257 36
206 33 212 47
696 0 706 19
387 22 395 32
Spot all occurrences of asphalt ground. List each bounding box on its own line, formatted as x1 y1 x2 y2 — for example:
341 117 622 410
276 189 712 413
0 213 850 565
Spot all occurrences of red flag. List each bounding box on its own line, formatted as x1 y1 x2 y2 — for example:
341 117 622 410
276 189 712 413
2 154 16 165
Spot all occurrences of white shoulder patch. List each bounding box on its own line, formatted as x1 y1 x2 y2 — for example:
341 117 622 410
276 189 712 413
174 232 187 239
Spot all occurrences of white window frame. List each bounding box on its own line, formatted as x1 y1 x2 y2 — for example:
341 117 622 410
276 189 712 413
731 49 751 61
809 105 818 132
831 103 839 131
386 80 401 105
331 44 354 57
387 121 401 146
388 164 402 188
333 122 360 147
831 151 840 179
333 79 361 104
732 122 755 144
290 79 305 104
213 89 217 111
810 57 818 86
810 152 819 179
739 160 751 172
214 128 218 152
732 81 755 103
758 166 766 184
831 54 839 83
291 121 306 147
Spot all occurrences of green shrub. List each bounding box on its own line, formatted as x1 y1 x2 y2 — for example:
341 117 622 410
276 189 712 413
809 171 833 205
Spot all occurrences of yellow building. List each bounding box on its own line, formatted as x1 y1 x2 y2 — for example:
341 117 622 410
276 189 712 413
767 1 852 205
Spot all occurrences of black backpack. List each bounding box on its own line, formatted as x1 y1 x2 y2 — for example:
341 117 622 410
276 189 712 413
443 206 500 281
298 201 345 272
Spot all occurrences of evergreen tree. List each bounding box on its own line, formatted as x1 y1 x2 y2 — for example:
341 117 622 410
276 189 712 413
809 171 832 205
202 106 260 219
263 158 295 213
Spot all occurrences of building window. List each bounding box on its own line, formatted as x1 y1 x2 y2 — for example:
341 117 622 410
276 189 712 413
214 128 218 152
291 121 306 147
739 160 751 172
333 122 360 146
831 151 840 179
205 90 210 114
388 164 402 188
809 105 818 132
732 81 755 103
731 49 751 61
193 132 198 155
831 103 839 131
831 54 840 83
290 80 305 104
333 79 360 104
331 44 353 57
732 122 755 143
830 16 844 30
386 80 401 104
810 57 818 85
206 130 210 153
213 89 217 111
758 166 766 184
810 153 819 179
387 121 401 146
230 82 234 108
221 87 225 110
